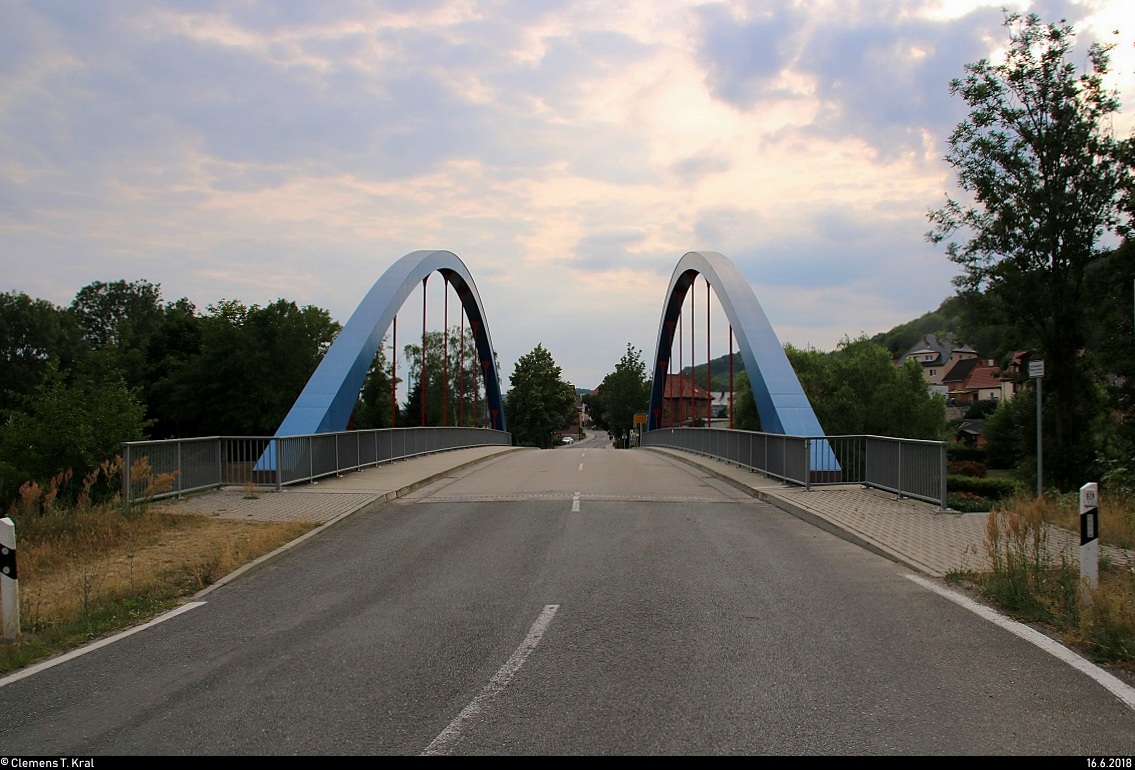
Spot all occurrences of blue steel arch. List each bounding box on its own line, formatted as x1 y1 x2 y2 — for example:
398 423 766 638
647 251 825 440
275 249 506 437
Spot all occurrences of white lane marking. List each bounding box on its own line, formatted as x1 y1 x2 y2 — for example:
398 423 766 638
422 604 560 755
906 574 1135 711
571 493 580 512
578 463 584 471
0 601 207 688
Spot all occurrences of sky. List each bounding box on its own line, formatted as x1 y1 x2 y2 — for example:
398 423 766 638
2 0 1133 393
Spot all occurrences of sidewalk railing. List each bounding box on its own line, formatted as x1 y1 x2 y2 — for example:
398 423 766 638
122 427 512 504
641 427 947 509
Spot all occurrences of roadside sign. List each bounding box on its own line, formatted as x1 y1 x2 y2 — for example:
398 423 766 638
1029 360 1044 378
633 413 647 426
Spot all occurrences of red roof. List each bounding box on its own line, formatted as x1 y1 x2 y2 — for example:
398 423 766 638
662 375 712 399
965 363 1003 391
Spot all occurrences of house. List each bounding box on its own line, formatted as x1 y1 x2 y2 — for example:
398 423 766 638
554 389 584 439
660 375 713 426
954 419 987 446
709 391 731 421
1000 350 1032 401
900 334 978 390
941 358 1005 405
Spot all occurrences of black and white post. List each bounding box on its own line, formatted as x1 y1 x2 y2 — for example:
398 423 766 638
0 516 18 641
1080 482 1099 599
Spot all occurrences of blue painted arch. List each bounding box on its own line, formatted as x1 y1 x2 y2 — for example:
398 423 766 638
275 249 506 437
647 251 825 439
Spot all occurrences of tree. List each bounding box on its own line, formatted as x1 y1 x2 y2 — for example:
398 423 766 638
70 279 165 349
353 341 395 430
142 297 204 438
0 360 151 507
589 344 651 448
506 344 576 448
70 279 169 390
927 12 1134 488
1084 240 1135 489
399 327 484 427
785 338 946 439
730 370 761 432
0 292 81 414
161 299 340 436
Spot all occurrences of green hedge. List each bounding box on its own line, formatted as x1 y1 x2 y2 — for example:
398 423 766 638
947 474 1022 501
948 492 992 513
947 442 987 463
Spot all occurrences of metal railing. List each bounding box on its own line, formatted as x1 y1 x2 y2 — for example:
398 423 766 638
641 427 947 509
122 427 512 504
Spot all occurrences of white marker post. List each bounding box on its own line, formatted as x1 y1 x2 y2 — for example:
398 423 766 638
0 517 19 641
1080 482 1099 601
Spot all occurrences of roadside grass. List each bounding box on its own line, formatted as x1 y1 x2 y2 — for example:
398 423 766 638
947 491 1135 673
0 460 315 676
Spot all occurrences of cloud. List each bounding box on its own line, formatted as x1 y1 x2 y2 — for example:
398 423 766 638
1 0 1130 394
692 1 1107 161
694 3 804 105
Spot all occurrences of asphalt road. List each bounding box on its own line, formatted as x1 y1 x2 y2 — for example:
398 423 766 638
3 444 1135 755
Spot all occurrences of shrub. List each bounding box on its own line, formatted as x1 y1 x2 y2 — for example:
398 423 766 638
947 442 987 463
948 474 1023 500
964 400 1000 419
948 460 987 478
948 491 991 512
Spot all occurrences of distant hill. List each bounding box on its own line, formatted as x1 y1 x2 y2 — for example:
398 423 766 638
644 292 1020 390
868 294 1018 362
680 352 745 391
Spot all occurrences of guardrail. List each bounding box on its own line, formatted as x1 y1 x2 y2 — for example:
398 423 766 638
640 427 947 509
122 427 512 504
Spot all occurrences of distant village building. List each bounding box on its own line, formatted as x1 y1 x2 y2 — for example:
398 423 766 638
899 333 978 391
709 391 731 422
954 419 987 446
898 333 1034 406
940 358 1004 405
660 375 713 427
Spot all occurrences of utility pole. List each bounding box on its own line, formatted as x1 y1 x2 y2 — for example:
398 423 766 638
1029 359 1045 496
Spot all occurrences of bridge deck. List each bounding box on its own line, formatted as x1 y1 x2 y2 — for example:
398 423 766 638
155 443 1132 580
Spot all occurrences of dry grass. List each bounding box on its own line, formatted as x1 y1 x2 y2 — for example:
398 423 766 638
0 461 315 675
1018 489 1135 550
953 491 1135 674
16 513 313 628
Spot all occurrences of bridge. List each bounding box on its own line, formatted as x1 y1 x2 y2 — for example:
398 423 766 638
29 253 1135 756
121 249 946 508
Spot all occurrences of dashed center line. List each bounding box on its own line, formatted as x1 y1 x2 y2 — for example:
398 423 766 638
578 463 584 471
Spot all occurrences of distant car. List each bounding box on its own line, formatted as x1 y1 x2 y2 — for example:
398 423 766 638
561 436 575 444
